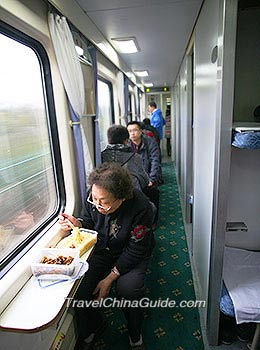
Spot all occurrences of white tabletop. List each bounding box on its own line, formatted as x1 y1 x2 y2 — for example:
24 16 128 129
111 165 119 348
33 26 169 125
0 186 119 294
0 249 93 332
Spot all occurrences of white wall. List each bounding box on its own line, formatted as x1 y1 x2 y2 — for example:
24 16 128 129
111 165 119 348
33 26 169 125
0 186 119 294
192 0 219 304
172 0 242 344
174 77 181 185
179 61 188 206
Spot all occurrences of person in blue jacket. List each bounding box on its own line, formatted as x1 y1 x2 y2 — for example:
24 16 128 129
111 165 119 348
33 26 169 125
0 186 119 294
147 102 165 184
148 102 165 142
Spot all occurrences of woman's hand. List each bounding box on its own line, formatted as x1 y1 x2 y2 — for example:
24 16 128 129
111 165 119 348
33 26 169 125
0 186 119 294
58 213 81 232
93 273 118 300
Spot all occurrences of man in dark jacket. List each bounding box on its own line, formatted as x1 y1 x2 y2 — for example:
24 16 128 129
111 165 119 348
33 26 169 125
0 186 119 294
101 125 149 191
127 121 160 186
141 118 164 184
127 121 161 224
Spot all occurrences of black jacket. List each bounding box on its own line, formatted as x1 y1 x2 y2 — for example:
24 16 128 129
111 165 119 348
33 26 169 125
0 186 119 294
101 144 149 190
129 135 160 183
80 189 155 274
143 125 160 144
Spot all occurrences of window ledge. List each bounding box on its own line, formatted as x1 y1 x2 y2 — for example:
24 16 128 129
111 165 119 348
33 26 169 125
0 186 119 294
0 222 93 332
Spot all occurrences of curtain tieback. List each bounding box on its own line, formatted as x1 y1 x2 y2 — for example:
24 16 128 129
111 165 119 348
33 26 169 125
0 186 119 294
69 120 80 127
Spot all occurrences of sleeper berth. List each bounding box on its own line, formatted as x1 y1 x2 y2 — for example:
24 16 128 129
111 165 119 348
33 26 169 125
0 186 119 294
221 246 260 350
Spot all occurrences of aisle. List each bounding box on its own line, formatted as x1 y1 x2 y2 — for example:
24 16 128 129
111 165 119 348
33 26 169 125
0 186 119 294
95 162 204 350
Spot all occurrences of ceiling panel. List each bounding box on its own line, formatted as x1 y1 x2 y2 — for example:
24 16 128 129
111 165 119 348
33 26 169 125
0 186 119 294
76 0 203 87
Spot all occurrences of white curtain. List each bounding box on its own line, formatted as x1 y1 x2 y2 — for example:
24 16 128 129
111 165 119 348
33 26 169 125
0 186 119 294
48 13 93 175
48 13 84 116
80 124 93 174
134 85 139 119
117 71 125 123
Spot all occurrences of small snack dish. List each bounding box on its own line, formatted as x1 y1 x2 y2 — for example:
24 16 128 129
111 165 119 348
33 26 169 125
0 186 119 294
31 248 80 277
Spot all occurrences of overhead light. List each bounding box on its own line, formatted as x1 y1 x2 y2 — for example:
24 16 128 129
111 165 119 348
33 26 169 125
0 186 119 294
144 83 153 87
111 37 139 54
134 70 149 77
75 45 84 56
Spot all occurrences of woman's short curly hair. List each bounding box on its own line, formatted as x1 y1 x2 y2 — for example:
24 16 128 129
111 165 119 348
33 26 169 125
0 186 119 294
88 162 133 200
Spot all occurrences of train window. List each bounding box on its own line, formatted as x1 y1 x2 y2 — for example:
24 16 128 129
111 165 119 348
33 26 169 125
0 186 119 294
0 28 63 270
97 78 114 150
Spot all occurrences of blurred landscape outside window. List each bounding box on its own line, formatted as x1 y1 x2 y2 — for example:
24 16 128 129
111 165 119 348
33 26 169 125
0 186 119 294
0 33 58 263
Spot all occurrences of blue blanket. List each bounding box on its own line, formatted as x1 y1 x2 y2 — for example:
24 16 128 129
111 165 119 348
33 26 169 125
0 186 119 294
232 131 260 149
220 283 235 317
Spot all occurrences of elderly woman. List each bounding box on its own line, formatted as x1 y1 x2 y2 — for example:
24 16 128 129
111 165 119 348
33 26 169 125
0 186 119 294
59 163 155 350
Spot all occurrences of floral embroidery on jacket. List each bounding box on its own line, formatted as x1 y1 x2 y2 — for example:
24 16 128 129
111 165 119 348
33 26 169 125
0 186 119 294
131 225 149 242
109 219 121 240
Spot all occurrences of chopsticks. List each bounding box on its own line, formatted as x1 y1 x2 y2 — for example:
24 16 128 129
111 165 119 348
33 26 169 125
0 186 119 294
65 219 75 230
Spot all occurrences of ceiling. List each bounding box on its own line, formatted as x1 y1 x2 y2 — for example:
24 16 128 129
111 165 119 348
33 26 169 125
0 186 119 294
75 0 203 88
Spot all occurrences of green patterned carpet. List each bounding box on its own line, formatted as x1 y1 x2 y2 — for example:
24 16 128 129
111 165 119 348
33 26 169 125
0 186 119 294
95 162 204 350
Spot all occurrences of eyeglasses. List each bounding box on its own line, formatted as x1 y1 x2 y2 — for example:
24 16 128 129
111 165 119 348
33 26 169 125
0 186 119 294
128 128 140 133
87 193 118 212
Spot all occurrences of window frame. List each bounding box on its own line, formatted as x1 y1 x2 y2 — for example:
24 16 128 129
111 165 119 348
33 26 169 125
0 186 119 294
0 20 65 276
97 76 115 152
97 75 115 124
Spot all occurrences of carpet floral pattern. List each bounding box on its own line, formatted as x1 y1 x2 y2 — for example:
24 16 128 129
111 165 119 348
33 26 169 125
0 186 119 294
95 163 204 350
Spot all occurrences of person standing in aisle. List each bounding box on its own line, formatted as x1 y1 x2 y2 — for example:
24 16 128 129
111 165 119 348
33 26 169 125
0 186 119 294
148 102 165 145
147 102 165 184
165 107 171 156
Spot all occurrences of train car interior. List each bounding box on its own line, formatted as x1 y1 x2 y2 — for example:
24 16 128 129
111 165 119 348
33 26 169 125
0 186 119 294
0 0 260 350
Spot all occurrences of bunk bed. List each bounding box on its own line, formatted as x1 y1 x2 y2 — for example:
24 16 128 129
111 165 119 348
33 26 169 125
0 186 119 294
223 121 260 348
221 246 260 350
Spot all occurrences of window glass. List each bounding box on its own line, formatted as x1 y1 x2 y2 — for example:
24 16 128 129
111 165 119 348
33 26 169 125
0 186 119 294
0 33 58 263
97 79 113 151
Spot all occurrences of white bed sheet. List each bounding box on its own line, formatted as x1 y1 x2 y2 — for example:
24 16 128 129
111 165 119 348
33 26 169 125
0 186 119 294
223 246 260 324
